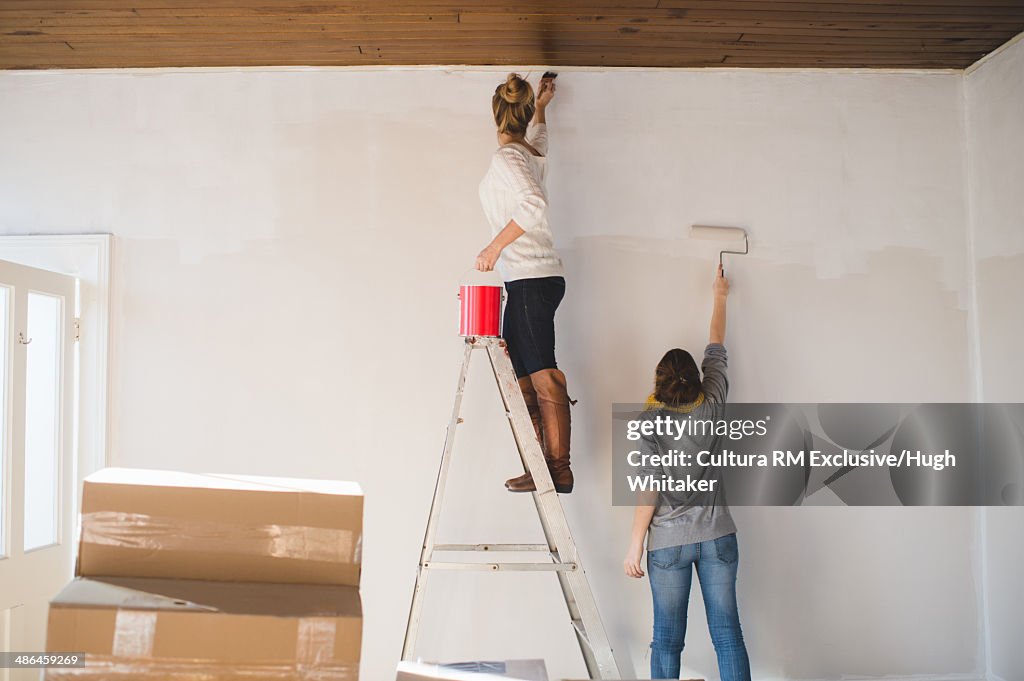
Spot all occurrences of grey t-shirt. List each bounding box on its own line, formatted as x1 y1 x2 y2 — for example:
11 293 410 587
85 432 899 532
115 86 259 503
637 343 737 550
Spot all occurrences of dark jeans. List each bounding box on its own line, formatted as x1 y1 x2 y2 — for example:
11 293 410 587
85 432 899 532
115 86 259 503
648 533 751 681
502 276 565 378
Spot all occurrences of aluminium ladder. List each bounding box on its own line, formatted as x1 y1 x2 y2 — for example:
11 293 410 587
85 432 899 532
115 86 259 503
401 336 621 679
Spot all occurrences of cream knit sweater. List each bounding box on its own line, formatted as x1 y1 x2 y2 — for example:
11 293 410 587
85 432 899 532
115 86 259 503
478 123 565 282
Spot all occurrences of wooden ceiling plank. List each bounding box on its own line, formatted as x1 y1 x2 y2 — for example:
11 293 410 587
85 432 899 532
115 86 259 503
3 31 1002 55
456 8 1024 21
0 14 460 25
5 21 1016 51
5 0 1019 7
4 2 1019 17
5 14 1020 33
456 14 1024 33
721 54 973 65
457 16 1022 34
0 0 663 8
2 21 480 35
0 9 458 19
655 8 1024 24
0 55 977 70
5 7 1022 30
455 26 1020 41
655 1 1024 15
0 37 993 60
461 11 1024 26
0 52 980 69
734 32 1009 44
704 0 1024 5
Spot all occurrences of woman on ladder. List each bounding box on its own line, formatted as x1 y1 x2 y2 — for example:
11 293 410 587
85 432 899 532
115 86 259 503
475 72 574 494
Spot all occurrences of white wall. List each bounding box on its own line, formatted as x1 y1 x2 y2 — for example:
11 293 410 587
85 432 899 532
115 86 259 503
0 67 989 680
965 36 1024 681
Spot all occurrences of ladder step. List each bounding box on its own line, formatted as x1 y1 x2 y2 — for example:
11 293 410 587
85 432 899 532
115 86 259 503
423 560 578 572
570 619 592 648
433 543 551 553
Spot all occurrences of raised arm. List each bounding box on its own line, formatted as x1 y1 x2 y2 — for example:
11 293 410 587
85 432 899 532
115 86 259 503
709 264 729 345
526 77 554 153
534 76 555 126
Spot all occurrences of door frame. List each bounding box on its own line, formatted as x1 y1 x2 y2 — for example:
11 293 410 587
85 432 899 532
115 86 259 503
0 235 111 499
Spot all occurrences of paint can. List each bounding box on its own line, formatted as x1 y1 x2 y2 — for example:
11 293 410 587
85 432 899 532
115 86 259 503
458 271 504 337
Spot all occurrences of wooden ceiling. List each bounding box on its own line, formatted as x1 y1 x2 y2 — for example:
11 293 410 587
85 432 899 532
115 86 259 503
2 1 1024 70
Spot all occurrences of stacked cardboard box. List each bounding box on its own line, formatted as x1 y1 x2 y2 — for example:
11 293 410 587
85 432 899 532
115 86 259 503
45 467 364 680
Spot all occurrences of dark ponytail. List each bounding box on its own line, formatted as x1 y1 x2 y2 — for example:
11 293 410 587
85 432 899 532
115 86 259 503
653 348 702 406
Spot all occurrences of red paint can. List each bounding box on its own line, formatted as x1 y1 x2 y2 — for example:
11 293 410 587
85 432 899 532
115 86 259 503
458 281 504 337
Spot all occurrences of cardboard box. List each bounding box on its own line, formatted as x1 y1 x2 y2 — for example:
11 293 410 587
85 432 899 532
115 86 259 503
46 576 361 680
78 468 363 586
396 660 547 681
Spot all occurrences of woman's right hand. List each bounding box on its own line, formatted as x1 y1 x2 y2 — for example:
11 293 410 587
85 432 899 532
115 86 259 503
475 244 501 272
536 78 556 109
713 263 730 298
623 541 646 579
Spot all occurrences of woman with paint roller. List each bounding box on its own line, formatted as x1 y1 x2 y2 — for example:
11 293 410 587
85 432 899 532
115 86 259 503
474 72 574 494
623 264 752 681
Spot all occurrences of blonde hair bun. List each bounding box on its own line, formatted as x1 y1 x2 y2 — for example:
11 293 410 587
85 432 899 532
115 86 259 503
492 73 536 136
498 73 532 105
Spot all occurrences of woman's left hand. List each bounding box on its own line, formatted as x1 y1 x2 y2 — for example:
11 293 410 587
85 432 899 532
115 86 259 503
475 244 501 272
623 542 646 579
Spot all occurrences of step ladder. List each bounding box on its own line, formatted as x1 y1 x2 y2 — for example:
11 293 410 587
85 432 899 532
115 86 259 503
401 336 621 679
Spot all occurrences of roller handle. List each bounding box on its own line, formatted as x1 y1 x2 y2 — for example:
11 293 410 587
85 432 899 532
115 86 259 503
718 235 750 276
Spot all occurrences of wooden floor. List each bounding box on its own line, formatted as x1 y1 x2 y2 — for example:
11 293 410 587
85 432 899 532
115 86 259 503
2 1 1024 70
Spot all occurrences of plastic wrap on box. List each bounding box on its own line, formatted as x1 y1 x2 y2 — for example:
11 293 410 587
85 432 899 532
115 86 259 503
46 577 362 680
77 468 363 586
82 511 358 563
45 657 359 680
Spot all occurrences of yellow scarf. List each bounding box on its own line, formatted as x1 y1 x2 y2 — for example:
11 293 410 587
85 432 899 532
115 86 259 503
643 391 705 414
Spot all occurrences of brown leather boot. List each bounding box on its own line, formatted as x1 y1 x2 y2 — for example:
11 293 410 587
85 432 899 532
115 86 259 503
508 368 574 494
505 376 544 491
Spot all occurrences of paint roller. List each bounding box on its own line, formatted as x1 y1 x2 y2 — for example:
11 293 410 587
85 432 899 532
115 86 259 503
689 225 749 274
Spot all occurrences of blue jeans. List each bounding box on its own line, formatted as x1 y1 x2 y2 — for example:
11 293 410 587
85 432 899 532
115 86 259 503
647 533 751 681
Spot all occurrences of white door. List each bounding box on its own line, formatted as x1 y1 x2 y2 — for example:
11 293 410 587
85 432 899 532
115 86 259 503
0 260 76 678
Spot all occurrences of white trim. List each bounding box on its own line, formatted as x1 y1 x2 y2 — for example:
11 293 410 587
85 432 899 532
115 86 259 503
966 30 1024 76
953 74 991 681
979 507 994 681
0 64 966 77
960 63 993 681
960 75 984 405
0 234 111 483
